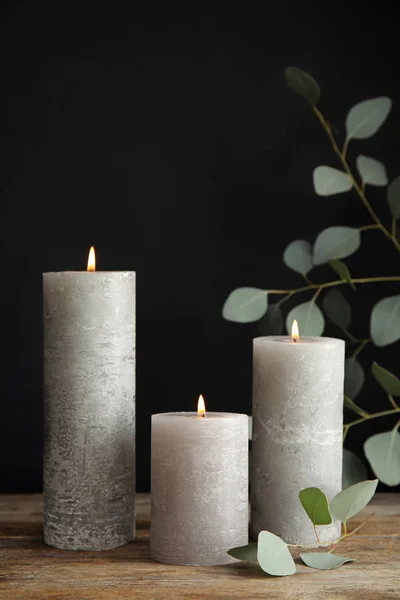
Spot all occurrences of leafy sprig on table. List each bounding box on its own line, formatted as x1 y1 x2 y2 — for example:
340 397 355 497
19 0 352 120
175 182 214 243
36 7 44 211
228 479 378 576
222 67 400 488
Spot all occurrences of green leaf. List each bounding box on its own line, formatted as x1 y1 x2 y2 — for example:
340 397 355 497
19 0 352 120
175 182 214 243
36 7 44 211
364 428 400 486
313 166 353 196
344 395 368 417
257 531 296 576
313 226 361 265
227 542 258 563
356 155 388 186
345 97 392 140
329 259 355 290
284 67 320 105
258 304 284 335
387 176 400 219
344 358 365 399
372 362 400 396
286 301 324 336
330 480 378 523
283 240 313 276
323 289 351 330
222 288 268 323
343 449 368 489
299 487 332 525
300 553 354 570
370 295 400 346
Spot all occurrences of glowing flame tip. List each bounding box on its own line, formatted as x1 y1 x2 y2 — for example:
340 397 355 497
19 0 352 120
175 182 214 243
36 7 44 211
87 246 96 272
291 319 300 342
197 394 206 417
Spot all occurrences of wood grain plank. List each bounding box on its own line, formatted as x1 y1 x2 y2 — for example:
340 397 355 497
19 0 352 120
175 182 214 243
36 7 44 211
0 494 398 599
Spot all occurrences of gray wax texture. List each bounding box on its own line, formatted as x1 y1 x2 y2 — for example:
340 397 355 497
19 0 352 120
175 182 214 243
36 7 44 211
151 412 248 566
43 271 136 550
251 336 345 545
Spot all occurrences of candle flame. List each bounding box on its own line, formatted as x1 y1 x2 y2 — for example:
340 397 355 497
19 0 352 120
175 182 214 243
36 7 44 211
291 319 300 342
197 394 206 417
87 246 96 272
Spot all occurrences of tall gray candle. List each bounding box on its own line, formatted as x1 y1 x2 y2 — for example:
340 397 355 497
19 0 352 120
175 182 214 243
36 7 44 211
43 247 136 551
151 397 248 566
251 323 344 545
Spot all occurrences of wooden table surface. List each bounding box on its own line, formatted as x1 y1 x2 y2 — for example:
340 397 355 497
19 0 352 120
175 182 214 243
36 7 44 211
0 493 399 599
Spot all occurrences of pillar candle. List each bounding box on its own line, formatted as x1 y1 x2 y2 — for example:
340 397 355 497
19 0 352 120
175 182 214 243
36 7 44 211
251 333 344 545
43 253 135 551
151 407 248 565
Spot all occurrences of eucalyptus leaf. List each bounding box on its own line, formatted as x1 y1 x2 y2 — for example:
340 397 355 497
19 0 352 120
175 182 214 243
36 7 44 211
284 67 320 105
323 288 351 330
300 553 354 570
286 301 324 336
343 449 368 489
313 166 353 196
372 362 400 396
313 227 361 265
222 287 268 323
344 395 368 417
227 542 258 564
330 479 378 523
364 428 400 486
257 531 296 576
344 358 365 399
283 240 313 276
356 155 388 186
345 97 392 140
258 304 284 336
370 295 400 346
387 176 400 219
299 487 332 525
329 259 355 290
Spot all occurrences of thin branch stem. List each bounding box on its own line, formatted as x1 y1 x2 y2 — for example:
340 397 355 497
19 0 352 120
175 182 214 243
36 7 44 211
392 218 397 238
359 224 381 231
388 394 399 410
312 105 400 252
343 329 357 343
267 276 400 297
351 339 370 360
276 293 292 307
345 406 400 429
313 524 321 544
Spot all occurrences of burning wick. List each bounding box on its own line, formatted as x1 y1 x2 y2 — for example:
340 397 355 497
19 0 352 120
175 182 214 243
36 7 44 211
291 319 300 343
197 394 206 418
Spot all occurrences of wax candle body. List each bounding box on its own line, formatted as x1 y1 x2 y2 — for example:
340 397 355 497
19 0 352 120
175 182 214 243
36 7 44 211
43 271 135 551
251 336 344 545
151 412 248 566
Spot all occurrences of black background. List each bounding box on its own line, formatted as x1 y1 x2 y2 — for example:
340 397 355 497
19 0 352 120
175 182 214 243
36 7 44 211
1 1 399 493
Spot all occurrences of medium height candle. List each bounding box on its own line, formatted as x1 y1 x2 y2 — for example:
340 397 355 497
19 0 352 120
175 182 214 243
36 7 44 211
151 397 248 566
43 247 136 551
251 322 344 545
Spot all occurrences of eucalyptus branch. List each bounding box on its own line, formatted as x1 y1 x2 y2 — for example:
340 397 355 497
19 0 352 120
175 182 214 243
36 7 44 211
267 275 400 297
287 514 374 551
311 105 400 252
345 406 400 430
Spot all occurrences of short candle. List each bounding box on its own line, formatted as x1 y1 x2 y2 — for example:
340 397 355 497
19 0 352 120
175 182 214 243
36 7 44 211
150 396 248 566
251 321 345 545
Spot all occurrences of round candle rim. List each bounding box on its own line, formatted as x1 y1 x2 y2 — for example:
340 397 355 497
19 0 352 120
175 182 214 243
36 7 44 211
253 335 344 345
43 271 136 275
151 411 248 419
